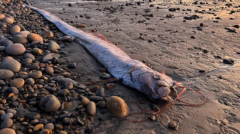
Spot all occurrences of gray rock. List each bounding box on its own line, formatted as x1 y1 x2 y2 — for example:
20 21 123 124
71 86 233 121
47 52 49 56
0 69 14 79
1 113 13 120
45 66 54 75
96 87 105 97
21 58 32 64
48 41 59 51
39 95 61 112
0 35 6 43
12 35 28 44
0 80 5 86
42 54 53 63
7 87 19 94
10 25 21 35
0 46 5 52
25 112 41 120
57 89 70 96
63 118 73 125
30 71 42 79
25 78 35 85
1 119 13 128
2 40 13 47
6 109 16 115
97 101 106 108
67 63 76 69
44 123 54 130
23 53 35 60
57 78 78 87
88 96 104 101
14 31 30 38
5 43 26 55
0 58 21 73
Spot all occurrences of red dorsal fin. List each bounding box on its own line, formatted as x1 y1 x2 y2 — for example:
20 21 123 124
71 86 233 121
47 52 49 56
161 70 165 75
94 33 113 44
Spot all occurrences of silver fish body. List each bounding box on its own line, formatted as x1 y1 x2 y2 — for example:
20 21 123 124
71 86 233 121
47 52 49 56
26 5 175 101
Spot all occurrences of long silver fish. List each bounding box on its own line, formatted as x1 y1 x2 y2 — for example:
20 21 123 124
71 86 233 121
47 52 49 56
26 5 176 101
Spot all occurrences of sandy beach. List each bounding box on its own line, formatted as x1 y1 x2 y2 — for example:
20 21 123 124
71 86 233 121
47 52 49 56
0 0 240 133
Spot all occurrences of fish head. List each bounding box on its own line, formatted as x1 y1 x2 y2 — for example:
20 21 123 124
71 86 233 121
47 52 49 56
146 72 175 100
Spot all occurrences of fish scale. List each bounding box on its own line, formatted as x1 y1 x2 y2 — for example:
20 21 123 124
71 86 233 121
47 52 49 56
26 5 175 101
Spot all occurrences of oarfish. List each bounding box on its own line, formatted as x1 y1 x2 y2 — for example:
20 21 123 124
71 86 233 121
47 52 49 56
26 5 175 101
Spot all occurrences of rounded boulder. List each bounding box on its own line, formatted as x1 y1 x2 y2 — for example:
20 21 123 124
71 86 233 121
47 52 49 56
106 96 128 117
10 25 21 35
0 58 21 73
27 33 43 42
39 95 61 112
5 43 26 55
0 69 14 80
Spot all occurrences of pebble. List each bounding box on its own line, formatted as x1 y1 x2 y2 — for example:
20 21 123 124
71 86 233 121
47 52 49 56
44 30 54 38
21 58 33 64
0 14 5 20
42 54 53 62
5 43 26 55
96 87 105 97
6 109 16 115
63 118 73 125
90 85 100 92
44 123 54 130
39 95 61 112
0 69 14 79
39 129 52 134
0 58 21 73
1 118 13 128
0 128 16 134
10 25 21 35
10 78 25 88
30 71 42 79
105 83 116 89
67 63 76 69
25 78 35 85
55 124 63 130
97 101 106 108
32 48 42 55
14 31 30 38
7 87 19 95
88 96 104 101
80 96 90 106
2 17 14 24
25 112 41 120
48 41 59 51
76 23 86 28
23 53 35 60
2 40 13 47
27 33 43 42
168 121 178 130
87 101 96 116
12 35 28 44
45 66 54 75
57 89 69 96
34 124 44 131
106 96 128 117
1 113 13 120
100 72 111 79
58 131 67 134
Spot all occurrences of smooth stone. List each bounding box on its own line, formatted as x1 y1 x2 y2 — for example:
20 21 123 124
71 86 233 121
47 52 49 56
0 58 21 73
0 69 14 79
12 35 28 44
30 71 42 79
44 123 54 130
0 14 5 20
25 112 41 120
58 131 67 134
27 33 43 42
2 40 13 47
0 80 5 86
5 43 26 55
30 119 39 125
87 101 96 116
34 124 44 131
0 46 5 52
48 41 59 51
39 118 48 124
62 118 73 125
44 30 53 38
32 48 42 55
2 17 13 24
97 101 106 108
39 95 61 112
6 109 16 115
10 101 19 107
1 113 13 120
14 31 30 38
0 35 6 43
23 53 35 60
88 96 104 101
57 78 78 86
0 128 16 134
10 78 24 88
96 87 105 97
39 129 52 134
67 63 76 69
42 54 53 62
0 23 7 28
80 97 90 106
168 121 178 130
25 78 35 84
45 66 54 74
10 25 21 35
106 96 128 117
57 89 69 96
1 119 13 128
100 72 111 79
76 23 86 28
21 58 32 64
7 87 19 95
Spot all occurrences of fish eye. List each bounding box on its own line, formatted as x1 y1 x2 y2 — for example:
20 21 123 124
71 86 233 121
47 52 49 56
152 75 160 80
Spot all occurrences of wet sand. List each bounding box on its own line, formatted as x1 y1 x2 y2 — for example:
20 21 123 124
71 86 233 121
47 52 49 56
28 0 240 133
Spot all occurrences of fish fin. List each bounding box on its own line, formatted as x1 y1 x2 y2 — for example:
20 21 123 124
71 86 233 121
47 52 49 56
161 70 166 75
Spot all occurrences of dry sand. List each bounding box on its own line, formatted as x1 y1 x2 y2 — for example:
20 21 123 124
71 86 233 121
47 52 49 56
29 0 240 133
